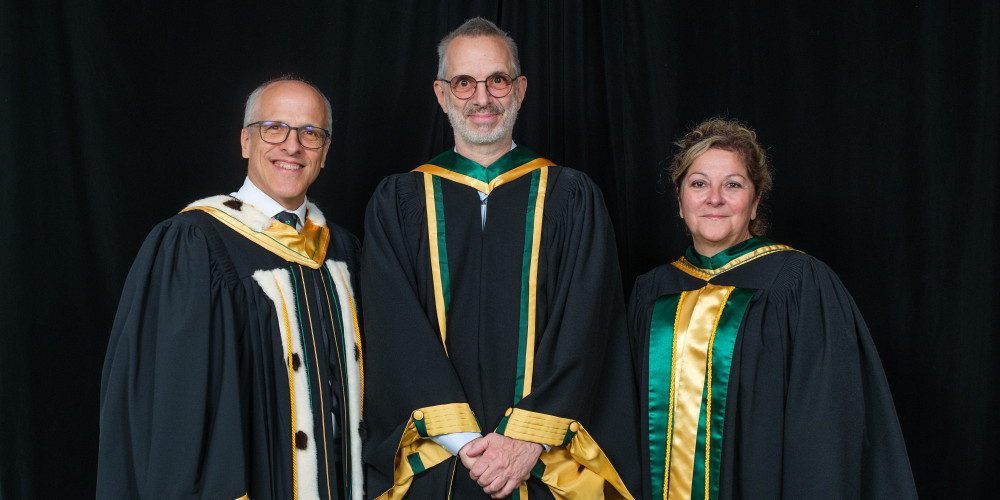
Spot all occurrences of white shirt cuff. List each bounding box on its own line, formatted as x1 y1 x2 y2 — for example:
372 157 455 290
430 432 483 456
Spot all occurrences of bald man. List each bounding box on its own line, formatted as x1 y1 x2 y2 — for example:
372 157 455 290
98 77 363 499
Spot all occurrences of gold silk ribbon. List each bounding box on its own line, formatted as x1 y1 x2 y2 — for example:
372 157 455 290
500 409 635 499
375 403 481 500
183 206 330 269
666 285 732 499
539 425 635 500
413 158 554 195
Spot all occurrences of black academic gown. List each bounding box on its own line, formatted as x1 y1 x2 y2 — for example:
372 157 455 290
98 196 365 500
361 148 640 499
628 237 916 499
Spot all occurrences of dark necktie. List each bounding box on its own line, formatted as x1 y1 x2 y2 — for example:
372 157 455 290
275 211 300 228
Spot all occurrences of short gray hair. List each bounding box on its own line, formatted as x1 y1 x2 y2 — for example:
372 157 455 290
436 17 521 79
243 75 332 131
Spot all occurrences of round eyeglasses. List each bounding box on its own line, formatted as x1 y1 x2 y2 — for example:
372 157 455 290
246 121 331 149
440 72 518 100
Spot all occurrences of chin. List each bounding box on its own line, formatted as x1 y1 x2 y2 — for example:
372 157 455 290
695 232 731 244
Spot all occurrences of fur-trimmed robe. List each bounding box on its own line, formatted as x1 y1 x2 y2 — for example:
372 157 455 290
98 196 364 500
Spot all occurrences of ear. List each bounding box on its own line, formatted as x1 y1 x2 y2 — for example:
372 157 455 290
434 80 448 113
240 128 251 159
751 195 761 220
514 75 527 109
318 144 329 169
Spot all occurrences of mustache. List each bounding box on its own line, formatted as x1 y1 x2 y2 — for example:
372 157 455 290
463 103 504 116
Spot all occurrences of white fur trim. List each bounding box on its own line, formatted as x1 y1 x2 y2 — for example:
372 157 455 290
187 195 272 231
325 260 365 499
187 195 327 230
305 201 326 227
253 269 321 500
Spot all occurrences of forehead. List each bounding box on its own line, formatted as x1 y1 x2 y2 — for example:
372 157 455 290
688 148 748 176
255 81 328 125
445 35 514 77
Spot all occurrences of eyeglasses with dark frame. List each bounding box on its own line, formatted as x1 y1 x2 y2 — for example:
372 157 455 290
246 121 331 149
439 72 519 100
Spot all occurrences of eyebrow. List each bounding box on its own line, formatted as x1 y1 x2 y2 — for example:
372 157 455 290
450 71 513 77
263 120 324 128
687 171 748 179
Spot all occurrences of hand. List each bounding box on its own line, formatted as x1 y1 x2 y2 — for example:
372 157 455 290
458 438 480 471
464 432 543 498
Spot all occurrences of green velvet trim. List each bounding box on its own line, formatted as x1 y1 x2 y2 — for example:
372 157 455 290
424 146 540 183
431 176 452 320
647 293 682 499
531 459 546 480
648 286 755 500
561 424 578 447
414 416 428 438
494 415 510 435
407 453 425 475
513 168 543 404
684 236 779 269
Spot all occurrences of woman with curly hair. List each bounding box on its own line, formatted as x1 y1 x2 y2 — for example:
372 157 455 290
628 118 916 499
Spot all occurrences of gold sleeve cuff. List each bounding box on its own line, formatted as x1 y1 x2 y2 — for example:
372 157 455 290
497 409 635 500
374 403 481 500
496 408 579 446
412 402 481 437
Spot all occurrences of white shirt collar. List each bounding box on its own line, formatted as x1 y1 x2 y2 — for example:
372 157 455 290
231 177 307 230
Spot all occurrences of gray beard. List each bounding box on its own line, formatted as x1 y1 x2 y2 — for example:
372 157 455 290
446 93 519 146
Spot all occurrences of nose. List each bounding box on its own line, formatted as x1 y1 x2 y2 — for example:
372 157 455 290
280 129 302 154
469 81 492 105
706 186 724 206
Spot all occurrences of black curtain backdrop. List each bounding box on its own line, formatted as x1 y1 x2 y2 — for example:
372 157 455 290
2 1 996 498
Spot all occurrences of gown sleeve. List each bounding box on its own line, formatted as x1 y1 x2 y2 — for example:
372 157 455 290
360 175 482 498
625 271 656 500
777 257 917 498
97 217 250 499
626 273 653 397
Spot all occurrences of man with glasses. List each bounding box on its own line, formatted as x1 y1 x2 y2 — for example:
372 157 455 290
98 77 364 499
362 18 639 499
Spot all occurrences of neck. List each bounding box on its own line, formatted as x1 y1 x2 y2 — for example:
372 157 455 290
278 198 306 211
693 233 752 258
454 137 514 166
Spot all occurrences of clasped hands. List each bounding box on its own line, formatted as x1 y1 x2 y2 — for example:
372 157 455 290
458 432 544 498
